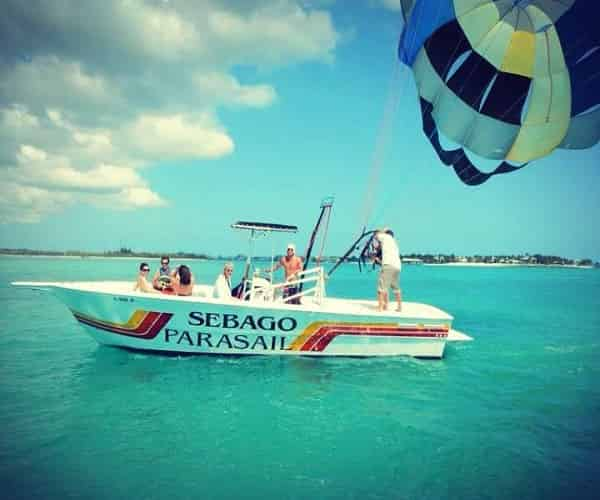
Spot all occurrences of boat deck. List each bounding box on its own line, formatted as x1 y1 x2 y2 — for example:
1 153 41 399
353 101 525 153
13 280 453 321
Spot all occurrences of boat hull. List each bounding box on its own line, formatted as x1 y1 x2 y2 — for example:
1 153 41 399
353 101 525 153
25 283 451 358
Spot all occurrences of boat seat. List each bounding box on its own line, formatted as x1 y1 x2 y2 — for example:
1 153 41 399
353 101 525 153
193 284 214 298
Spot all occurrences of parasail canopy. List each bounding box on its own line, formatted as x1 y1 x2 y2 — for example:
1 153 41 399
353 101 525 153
398 0 600 185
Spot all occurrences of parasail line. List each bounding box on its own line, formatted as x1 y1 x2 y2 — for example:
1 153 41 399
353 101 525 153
358 18 411 234
359 0 444 233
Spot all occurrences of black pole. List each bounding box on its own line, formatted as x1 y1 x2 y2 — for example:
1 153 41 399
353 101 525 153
359 232 377 264
298 198 333 293
303 205 326 273
328 229 376 277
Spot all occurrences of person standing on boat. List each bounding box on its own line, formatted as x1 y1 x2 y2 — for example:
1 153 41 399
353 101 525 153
265 243 303 304
374 228 402 312
152 255 173 291
214 262 235 300
134 262 157 293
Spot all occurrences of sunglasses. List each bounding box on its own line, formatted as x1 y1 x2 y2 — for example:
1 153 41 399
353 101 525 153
161 261 169 265
142 268 150 272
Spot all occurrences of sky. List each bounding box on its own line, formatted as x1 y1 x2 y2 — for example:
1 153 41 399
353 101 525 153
0 0 598 261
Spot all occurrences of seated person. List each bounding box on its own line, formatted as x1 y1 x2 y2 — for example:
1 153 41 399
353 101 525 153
152 255 173 291
134 262 157 293
172 264 194 296
214 262 236 300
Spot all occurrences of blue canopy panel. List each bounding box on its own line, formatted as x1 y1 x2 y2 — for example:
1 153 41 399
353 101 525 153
412 14 532 185
554 1 600 116
422 19 531 126
419 98 525 185
398 0 456 66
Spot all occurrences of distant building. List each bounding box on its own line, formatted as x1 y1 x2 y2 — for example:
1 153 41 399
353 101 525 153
402 257 423 265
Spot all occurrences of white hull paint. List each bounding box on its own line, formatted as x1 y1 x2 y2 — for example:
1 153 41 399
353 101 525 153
12 281 464 358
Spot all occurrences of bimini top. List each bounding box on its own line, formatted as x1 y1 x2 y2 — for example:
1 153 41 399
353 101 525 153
231 221 298 233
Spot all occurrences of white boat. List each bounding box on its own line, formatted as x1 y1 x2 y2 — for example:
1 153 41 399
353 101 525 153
11 202 472 358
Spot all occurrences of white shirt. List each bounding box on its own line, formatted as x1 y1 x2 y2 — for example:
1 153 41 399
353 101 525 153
214 273 232 299
377 232 401 270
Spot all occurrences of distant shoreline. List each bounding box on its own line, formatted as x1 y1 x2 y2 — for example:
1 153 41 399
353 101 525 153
0 252 595 269
424 262 594 269
0 254 208 261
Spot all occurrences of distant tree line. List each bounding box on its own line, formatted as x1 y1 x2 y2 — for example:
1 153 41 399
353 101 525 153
401 253 596 267
0 248 597 267
0 248 211 259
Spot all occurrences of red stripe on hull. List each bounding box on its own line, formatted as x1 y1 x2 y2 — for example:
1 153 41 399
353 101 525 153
74 312 172 339
299 324 448 352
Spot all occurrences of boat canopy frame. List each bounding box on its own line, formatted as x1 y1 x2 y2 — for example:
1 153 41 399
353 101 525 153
231 221 298 233
231 198 334 300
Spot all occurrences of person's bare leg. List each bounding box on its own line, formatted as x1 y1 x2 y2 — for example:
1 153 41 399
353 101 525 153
394 289 402 312
377 291 386 311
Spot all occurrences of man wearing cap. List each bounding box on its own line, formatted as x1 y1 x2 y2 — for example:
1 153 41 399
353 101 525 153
374 228 402 312
265 243 303 304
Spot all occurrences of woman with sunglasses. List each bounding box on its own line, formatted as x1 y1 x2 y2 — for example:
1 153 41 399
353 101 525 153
134 262 157 293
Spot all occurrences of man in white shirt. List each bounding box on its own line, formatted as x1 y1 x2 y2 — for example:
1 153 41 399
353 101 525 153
214 262 235 300
374 228 402 312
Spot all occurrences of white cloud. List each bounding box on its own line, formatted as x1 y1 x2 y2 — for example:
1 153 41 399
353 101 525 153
18 145 47 162
124 113 234 159
73 131 112 150
3 146 167 221
0 183 73 223
205 4 338 64
85 187 168 211
42 163 144 193
133 3 199 60
195 72 276 108
1 56 116 118
47 109 68 128
0 181 166 224
0 105 42 163
0 0 341 223
117 187 168 209
12 145 155 193
1 105 39 129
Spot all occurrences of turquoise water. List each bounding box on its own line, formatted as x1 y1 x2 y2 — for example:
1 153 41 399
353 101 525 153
1 256 599 499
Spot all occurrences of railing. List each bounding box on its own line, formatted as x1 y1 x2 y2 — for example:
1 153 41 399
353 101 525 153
247 266 326 305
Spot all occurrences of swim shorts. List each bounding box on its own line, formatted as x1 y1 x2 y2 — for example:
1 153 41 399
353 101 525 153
378 265 400 293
